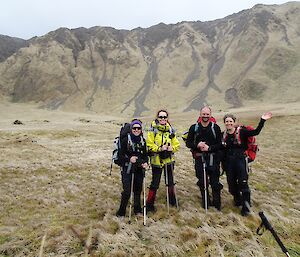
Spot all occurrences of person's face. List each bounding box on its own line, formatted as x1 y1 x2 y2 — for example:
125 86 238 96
157 111 168 125
200 107 211 122
224 117 235 130
132 125 142 136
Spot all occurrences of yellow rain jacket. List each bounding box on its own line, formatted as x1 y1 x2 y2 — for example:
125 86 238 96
146 120 180 168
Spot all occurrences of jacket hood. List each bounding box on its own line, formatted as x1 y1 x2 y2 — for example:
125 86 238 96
151 120 172 132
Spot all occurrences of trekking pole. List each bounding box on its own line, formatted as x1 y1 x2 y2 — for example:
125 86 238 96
143 168 147 226
109 161 113 176
128 170 135 224
169 161 179 209
164 162 170 215
126 162 132 174
201 155 208 213
257 211 291 257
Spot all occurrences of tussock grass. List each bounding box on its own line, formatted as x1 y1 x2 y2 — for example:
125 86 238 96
0 112 299 256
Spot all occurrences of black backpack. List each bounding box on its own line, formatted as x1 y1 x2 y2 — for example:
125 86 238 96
112 123 131 166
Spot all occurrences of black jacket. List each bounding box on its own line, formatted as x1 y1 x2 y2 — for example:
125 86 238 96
119 134 148 167
186 122 222 153
222 118 266 152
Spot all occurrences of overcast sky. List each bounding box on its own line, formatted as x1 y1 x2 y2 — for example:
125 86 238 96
1 0 292 39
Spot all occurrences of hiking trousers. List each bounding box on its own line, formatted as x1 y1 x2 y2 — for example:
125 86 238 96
118 166 144 215
194 154 222 209
225 154 250 205
146 163 177 207
149 164 175 190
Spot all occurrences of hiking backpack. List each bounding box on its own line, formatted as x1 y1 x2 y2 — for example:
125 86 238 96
197 116 217 124
111 123 131 166
223 125 258 162
111 123 146 167
182 117 217 143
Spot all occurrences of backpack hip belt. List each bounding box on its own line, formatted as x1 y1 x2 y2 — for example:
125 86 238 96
195 152 215 166
226 150 245 157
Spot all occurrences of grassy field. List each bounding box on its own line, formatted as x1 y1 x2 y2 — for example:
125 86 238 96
0 102 299 257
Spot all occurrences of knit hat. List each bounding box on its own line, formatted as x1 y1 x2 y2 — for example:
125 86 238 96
130 119 142 129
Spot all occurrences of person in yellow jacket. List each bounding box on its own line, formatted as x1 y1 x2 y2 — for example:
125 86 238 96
146 109 180 212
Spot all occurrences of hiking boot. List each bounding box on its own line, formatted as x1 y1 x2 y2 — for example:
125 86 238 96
212 188 221 211
168 194 177 207
213 202 221 211
233 193 242 206
212 198 221 211
146 203 156 213
134 207 142 215
201 190 211 209
146 189 157 212
116 193 129 217
241 201 251 216
134 194 142 215
170 198 177 207
241 207 250 216
116 209 126 217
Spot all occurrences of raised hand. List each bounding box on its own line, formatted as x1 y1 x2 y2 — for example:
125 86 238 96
261 112 272 120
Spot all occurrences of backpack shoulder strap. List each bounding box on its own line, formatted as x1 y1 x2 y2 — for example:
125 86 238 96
195 122 216 139
149 125 158 137
168 124 175 135
211 122 216 139
194 123 199 133
235 126 242 145
127 134 136 151
140 135 145 146
222 130 228 143
193 123 199 146
153 127 158 138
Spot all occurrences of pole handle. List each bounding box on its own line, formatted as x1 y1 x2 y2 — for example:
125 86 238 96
258 211 289 255
259 211 272 230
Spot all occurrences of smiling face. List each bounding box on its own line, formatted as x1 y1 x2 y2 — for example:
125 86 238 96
157 111 168 125
224 117 235 131
131 125 142 136
200 107 211 123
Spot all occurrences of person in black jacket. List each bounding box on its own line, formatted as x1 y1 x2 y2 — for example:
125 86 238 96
116 119 149 217
222 112 272 216
186 106 223 210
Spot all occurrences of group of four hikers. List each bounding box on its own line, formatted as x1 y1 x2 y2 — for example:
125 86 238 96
116 106 272 218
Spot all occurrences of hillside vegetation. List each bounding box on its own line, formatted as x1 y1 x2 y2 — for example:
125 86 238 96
0 2 299 117
0 102 299 256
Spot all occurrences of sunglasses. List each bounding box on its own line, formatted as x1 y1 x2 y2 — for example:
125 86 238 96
132 127 142 131
158 116 168 119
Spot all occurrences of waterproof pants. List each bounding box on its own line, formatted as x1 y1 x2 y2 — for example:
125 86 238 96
194 154 222 209
146 163 176 207
117 166 144 216
225 154 250 207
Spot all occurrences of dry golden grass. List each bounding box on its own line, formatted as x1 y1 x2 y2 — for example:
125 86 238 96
0 101 299 257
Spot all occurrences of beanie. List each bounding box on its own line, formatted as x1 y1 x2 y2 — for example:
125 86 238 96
130 119 142 129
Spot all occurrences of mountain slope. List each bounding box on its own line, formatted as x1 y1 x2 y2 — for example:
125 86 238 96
0 2 299 117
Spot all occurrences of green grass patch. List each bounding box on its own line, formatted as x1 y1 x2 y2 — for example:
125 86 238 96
254 182 269 192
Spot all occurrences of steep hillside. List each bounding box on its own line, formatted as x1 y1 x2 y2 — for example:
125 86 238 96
0 35 28 62
0 2 299 117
